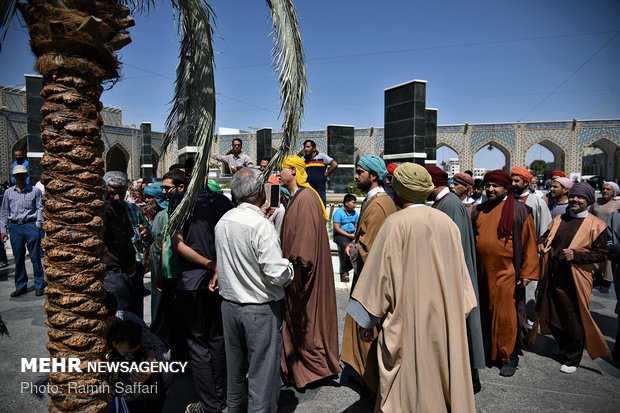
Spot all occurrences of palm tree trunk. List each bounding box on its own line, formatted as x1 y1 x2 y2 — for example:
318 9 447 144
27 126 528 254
17 1 133 411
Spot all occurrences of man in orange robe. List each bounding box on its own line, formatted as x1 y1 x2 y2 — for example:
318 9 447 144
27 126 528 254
473 169 539 376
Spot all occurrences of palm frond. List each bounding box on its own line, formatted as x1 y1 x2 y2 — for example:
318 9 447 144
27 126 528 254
162 0 216 237
0 0 18 53
121 0 160 14
261 0 307 181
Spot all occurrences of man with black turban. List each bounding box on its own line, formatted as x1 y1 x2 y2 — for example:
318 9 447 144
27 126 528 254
531 182 611 373
473 169 539 377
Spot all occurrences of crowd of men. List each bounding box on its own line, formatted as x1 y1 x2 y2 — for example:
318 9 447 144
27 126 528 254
2 138 619 412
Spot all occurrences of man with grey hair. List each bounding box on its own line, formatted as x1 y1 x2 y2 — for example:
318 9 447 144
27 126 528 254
103 171 152 317
215 168 293 412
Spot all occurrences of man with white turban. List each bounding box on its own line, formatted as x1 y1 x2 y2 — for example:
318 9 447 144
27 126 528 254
346 163 476 412
589 181 620 292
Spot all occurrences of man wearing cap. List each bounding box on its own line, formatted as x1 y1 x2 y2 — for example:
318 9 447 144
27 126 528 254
341 155 396 393
384 163 399 201
549 177 573 218
10 150 29 185
0 165 44 297
347 163 476 412
542 170 567 204
532 182 611 373
473 169 539 377
589 181 620 293
278 156 341 388
605 202 620 360
425 165 485 391
452 172 477 218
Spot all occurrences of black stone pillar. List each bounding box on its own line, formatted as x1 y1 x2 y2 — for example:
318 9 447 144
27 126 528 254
256 128 272 162
384 80 427 165
178 124 197 167
425 108 437 164
25 74 44 184
327 125 354 193
140 122 153 182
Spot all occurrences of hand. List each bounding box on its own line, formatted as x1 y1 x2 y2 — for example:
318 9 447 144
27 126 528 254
517 278 531 287
345 243 353 257
537 244 545 254
347 233 355 240
561 248 574 261
139 225 152 243
209 271 219 292
130 370 151 383
156 272 164 292
231 166 238 173
358 327 375 343
0 233 7 243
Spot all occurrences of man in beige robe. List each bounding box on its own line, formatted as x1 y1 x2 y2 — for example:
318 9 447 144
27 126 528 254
340 156 396 393
347 163 476 413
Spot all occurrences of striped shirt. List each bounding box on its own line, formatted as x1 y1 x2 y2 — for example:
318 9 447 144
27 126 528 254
0 184 43 234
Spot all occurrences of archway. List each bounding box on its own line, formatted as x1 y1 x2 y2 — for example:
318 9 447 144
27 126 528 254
11 136 27 155
582 137 619 179
526 140 566 178
105 144 129 174
473 142 509 174
437 144 459 174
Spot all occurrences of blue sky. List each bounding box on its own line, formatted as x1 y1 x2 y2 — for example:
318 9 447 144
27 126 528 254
1 0 619 170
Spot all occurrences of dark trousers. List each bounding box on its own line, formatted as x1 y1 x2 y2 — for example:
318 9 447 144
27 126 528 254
130 261 145 318
334 234 353 275
0 238 7 264
151 278 185 360
177 290 226 412
104 270 133 312
549 324 584 366
221 300 282 413
8 222 44 290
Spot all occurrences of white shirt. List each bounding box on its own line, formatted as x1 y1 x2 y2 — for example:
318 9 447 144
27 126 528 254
364 186 385 204
434 187 450 202
215 202 293 304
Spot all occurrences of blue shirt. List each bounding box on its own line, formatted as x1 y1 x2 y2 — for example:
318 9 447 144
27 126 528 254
0 184 43 233
333 206 358 236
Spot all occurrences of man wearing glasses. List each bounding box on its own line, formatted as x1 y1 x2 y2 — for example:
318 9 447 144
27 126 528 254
211 138 253 174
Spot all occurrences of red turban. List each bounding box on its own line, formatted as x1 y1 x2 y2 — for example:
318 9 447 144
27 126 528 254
551 170 566 178
424 165 449 187
510 166 533 183
484 169 514 239
453 173 474 188
386 163 399 176
483 169 512 188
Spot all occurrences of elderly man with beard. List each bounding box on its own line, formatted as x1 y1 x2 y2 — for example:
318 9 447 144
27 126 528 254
590 181 620 293
452 172 477 217
473 170 539 377
346 163 477 413
340 155 396 394
532 182 611 373
425 165 485 392
278 156 341 389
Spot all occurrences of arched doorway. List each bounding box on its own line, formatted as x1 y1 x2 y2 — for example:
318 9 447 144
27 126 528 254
437 144 459 174
474 142 510 174
582 137 619 179
105 144 129 174
526 140 566 178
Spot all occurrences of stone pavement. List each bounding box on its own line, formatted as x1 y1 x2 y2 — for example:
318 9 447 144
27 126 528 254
1 253 619 412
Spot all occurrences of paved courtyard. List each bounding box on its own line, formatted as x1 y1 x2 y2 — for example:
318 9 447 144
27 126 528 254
0 248 618 412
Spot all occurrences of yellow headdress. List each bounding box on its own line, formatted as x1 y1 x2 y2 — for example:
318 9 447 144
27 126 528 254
282 156 328 220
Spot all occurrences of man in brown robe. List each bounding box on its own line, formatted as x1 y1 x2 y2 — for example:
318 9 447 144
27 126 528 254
347 163 476 413
532 182 611 373
278 156 341 388
473 169 539 377
341 156 396 393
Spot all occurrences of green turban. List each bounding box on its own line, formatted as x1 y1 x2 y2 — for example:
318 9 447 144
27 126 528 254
391 162 434 203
